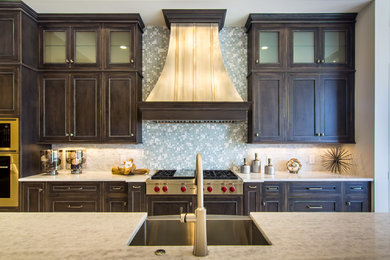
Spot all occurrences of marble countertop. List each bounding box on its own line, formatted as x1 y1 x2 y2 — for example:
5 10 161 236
0 212 389 259
19 170 151 182
19 170 372 182
237 171 374 182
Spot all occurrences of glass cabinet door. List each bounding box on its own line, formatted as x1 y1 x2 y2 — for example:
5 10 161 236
110 31 131 64
323 31 346 64
292 31 316 64
74 31 97 64
258 31 279 64
43 30 67 64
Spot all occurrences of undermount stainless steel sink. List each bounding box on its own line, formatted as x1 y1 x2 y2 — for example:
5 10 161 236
128 215 271 246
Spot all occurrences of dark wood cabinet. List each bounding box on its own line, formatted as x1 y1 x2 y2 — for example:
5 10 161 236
104 24 142 70
47 182 101 212
204 195 243 215
287 73 354 142
243 183 261 215
146 195 196 216
128 182 146 212
246 14 356 144
21 182 46 212
39 73 101 142
39 24 101 69
261 182 286 212
0 11 20 62
0 66 19 115
248 73 285 142
288 198 342 212
343 182 371 212
104 182 128 212
103 72 141 143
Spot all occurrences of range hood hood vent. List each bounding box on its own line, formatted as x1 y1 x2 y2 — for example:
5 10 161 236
139 10 250 122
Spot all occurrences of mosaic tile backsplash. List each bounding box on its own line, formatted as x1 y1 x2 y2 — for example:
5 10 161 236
54 26 364 175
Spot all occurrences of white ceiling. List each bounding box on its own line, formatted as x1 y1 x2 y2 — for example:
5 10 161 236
22 0 372 26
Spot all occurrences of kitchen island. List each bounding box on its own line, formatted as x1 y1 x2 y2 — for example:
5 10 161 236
1 212 389 259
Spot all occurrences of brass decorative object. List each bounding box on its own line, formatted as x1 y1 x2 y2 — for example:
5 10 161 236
286 158 302 174
322 147 352 174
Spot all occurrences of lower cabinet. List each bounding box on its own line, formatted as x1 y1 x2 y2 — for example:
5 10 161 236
47 182 101 212
261 182 286 212
343 182 371 212
244 183 261 215
204 195 243 215
128 182 146 212
146 195 196 216
288 198 342 212
21 182 46 212
104 182 128 212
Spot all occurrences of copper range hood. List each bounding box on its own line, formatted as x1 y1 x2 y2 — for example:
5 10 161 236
138 10 251 122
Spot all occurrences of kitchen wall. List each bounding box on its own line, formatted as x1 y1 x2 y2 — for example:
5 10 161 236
54 25 363 175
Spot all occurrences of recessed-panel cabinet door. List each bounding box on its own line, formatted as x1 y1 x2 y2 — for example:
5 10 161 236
21 183 46 212
321 73 354 142
249 73 285 142
105 26 136 69
69 74 101 142
287 74 321 142
0 67 19 115
39 74 69 142
71 27 100 67
40 27 70 68
288 28 320 68
0 12 19 61
104 73 137 142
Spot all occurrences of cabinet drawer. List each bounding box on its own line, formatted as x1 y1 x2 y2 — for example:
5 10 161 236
48 182 99 194
51 200 98 212
288 182 341 196
288 198 341 212
262 182 284 196
344 182 370 196
104 182 128 194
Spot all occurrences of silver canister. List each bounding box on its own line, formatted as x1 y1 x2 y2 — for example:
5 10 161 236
251 153 261 173
241 158 251 174
264 158 275 175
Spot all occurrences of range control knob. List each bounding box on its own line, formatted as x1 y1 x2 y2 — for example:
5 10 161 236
162 186 168 192
181 186 186 192
221 186 227 193
154 186 160 192
230 186 236 192
207 186 213 192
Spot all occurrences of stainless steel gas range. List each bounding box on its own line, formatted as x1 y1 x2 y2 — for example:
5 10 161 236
146 169 243 195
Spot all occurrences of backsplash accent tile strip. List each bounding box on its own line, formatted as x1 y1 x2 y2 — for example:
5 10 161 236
54 26 359 175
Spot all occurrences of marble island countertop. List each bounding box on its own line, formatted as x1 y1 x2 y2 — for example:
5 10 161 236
0 212 389 259
19 170 373 182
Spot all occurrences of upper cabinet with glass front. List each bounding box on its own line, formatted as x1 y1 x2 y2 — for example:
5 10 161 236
104 24 142 70
288 25 353 69
245 13 356 71
39 25 100 69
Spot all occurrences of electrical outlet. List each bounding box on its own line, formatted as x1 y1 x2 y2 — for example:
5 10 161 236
309 155 315 164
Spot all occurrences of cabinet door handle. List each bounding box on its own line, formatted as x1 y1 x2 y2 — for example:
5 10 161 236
65 133 69 136
321 59 325 63
255 133 259 137
65 59 70 64
255 59 259 64
346 201 351 206
68 205 83 209
130 59 134 63
124 202 127 206
316 59 321 64
314 133 320 136
320 133 324 136
306 187 323 190
70 59 74 64
262 201 266 206
351 187 363 190
132 186 141 189
249 186 257 189
38 188 43 192
306 205 323 209
70 133 74 137
266 187 279 190
189 202 192 207
130 133 134 137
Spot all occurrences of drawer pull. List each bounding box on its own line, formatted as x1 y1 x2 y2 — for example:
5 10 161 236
306 187 323 190
111 187 123 191
68 205 83 209
132 186 141 189
54 186 71 191
306 205 323 209
0 166 9 169
346 201 351 206
249 186 257 189
350 187 363 190
267 187 279 190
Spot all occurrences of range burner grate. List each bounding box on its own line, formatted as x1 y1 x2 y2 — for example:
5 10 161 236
151 170 176 179
203 170 238 180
